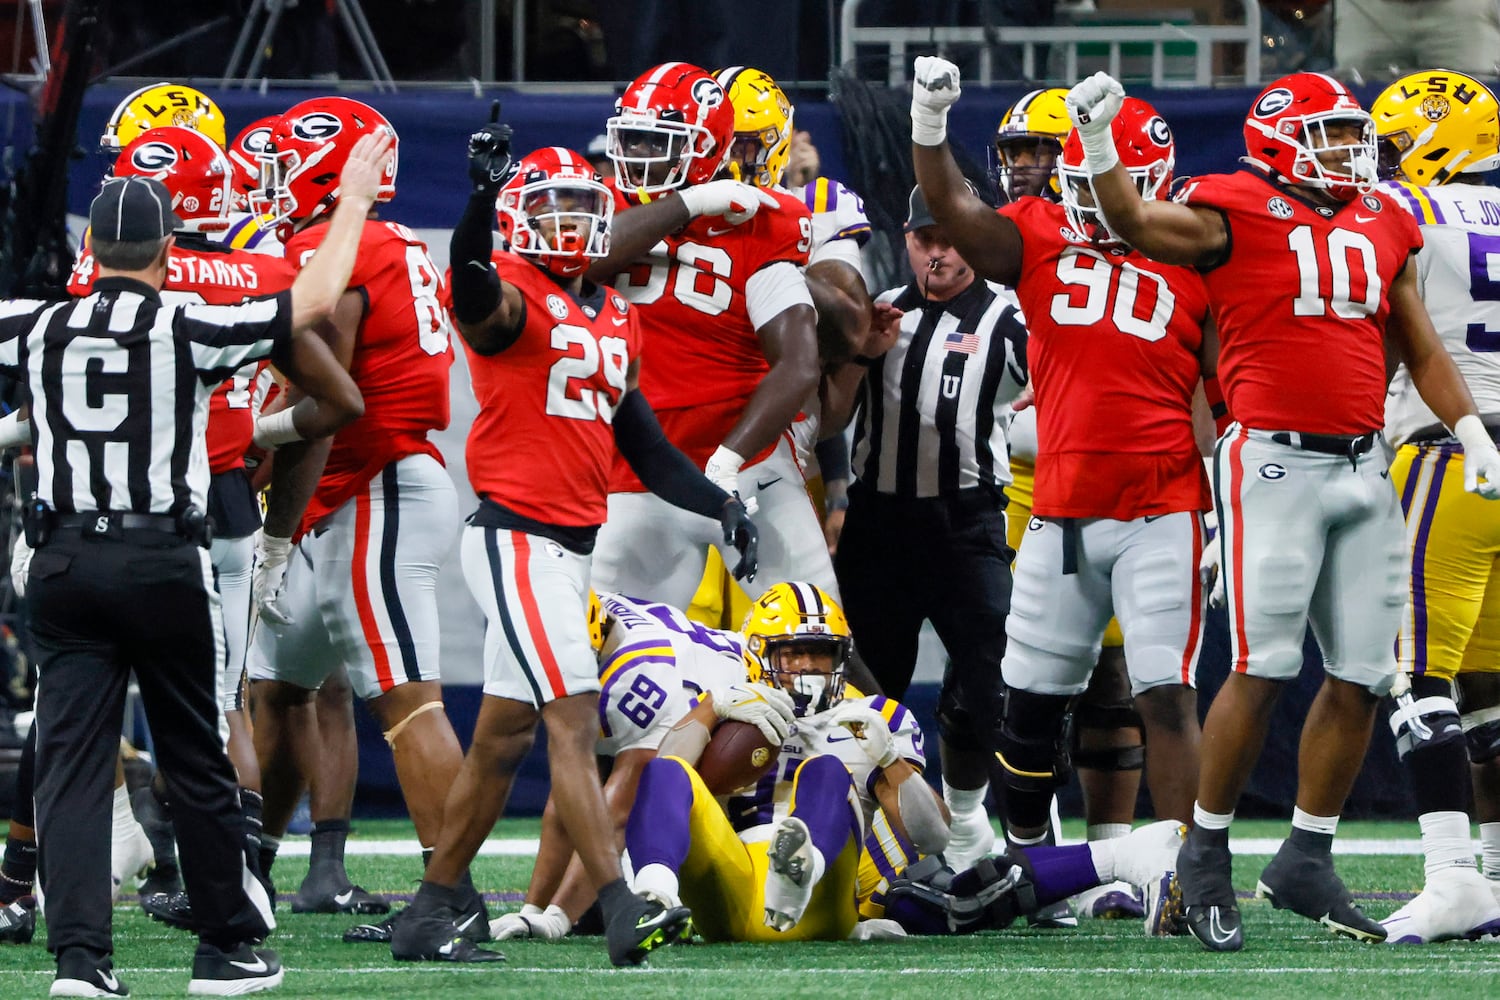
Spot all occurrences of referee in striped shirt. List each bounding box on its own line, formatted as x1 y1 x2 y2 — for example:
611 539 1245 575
833 185 1028 863
0 133 387 997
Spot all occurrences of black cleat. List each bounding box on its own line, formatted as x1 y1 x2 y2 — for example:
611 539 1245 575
187 941 283 995
140 887 194 931
1255 839 1386 942
1177 827 1243 952
292 880 390 915
606 894 692 967
391 907 505 963
344 910 400 944
52 949 128 997
345 887 488 944
0 896 36 944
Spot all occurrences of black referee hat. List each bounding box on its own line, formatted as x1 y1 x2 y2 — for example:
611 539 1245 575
904 181 978 232
90 176 183 242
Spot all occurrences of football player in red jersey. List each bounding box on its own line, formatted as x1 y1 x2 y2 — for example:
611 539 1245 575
69 124 296 913
585 62 838 609
909 59 1208 906
386 128 755 966
1056 68 1500 950
244 97 470 923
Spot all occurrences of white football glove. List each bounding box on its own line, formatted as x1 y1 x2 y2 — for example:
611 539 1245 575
712 682 797 746
1198 534 1226 610
1456 416 1500 499
910 56 962 145
252 531 295 626
705 445 759 515
679 179 779 226
10 532 32 599
828 702 900 768
1064 71 1126 174
491 903 571 940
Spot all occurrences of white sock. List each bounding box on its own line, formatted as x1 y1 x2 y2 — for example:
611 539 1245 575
1479 822 1500 880
111 783 137 841
1193 802 1234 831
1087 823 1132 842
1087 840 1119 882
943 781 987 815
632 863 681 907
1417 811 1476 879
1291 807 1339 837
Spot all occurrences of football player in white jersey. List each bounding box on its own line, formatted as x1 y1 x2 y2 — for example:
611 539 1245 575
1374 69 1500 943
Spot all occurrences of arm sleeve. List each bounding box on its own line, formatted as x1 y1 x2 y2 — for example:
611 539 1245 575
814 433 848 483
449 189 504 326
613 390 731 519
745 260 815 330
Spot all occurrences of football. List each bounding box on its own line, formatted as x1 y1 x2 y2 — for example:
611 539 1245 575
695 720 780 795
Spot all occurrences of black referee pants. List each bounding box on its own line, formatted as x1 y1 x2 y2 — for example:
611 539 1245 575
28 529 271 962
834 483 1014 753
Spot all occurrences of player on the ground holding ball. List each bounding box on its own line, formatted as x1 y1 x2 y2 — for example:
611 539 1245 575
1058 66 1500 951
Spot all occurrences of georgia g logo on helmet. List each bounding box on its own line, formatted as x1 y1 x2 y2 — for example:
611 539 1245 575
690 77 725 111
130 141 179 172
1254 88 1295 118
239 126 273 156
290 111 343 142
1147 116 1172 147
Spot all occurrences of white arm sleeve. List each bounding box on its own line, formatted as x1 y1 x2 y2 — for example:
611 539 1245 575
745 260 815 331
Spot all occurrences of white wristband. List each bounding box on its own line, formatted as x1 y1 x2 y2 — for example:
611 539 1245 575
706 445 745 476
1454 414 1495 454
253 407 303 449
910 106 948 147
1078 127 1120 175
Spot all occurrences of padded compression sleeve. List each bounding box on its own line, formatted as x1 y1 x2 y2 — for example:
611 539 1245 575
449 190 504 326
613 390 730 519
815 433 849 483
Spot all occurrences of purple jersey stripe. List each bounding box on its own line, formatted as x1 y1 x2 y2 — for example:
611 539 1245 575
1410 448 1453 676
887 704 911 734
1394 184 1425 220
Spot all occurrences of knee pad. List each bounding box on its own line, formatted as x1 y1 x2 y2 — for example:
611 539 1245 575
1388 675 1464 762
382 700 446 748
1462 705 1500 764
1070 698 1145 772
995 689 1074 796
936 693 988 754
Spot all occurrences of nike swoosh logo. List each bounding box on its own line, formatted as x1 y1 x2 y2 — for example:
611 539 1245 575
1355 214 1376 223
825 732 856 743
1143 515 1163 523
708 226 735 236
228 957 269 973
756 477 782 491
466 260 491 270
611 316 628 326
455 912 480 932
100 971 121 990
1206 907 1235 944
334 889 355 906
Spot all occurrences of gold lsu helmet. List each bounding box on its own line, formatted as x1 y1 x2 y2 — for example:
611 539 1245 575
588 589 608 653
742 582 852 716
715 66 794 188
1371 70 1500 185
993 87 1071 200
101 82 228 152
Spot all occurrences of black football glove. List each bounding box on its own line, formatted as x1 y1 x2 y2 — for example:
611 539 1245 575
719 496 759 583
468 100 514 194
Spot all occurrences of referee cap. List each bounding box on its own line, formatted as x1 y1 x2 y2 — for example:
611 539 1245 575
90 176 183 242
905 181 978 232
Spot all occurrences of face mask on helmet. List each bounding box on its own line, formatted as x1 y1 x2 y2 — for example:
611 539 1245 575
989 88 1070 203
228 117 279 212
716 66 794 189
498 150 613 278
741 582 853 718
1371 71 1500 185
1244 75 1378 201
607 62 734 197
1057 98 1174 246
757 636 850 717
252 97 399 236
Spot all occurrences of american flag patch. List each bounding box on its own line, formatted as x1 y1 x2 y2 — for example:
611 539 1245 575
945 331 979 354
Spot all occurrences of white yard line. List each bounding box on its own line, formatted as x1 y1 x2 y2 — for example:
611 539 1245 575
8 965 1500 977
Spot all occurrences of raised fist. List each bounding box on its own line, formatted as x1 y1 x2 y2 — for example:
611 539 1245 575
468 101 514 193
912 56 963 116
1065 72 1125 137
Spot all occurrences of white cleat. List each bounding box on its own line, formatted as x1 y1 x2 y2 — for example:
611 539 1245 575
763 817 816 933
848 918 908 941
1381 869 1500 944
1071 880 1146 921
1113 820 1187 889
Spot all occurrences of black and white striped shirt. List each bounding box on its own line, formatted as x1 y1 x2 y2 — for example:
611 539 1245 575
0 277 291 514
852 277 1028 498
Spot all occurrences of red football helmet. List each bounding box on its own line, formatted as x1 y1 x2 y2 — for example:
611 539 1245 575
606 62 735 197
1058 97 1174 246
227 115 279 210
113 126 234 232
253 97 398 232
1243 72 1376 201
497 147 612 278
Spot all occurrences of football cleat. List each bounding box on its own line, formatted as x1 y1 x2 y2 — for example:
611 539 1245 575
1026 898 1078 929
345 890 490 945
1143 872 1186 937
1177 826 1242 952
1379 869 1500 944
0 895 36 944
391 908 505 963
291 879 389 915
1490 876 1500 909
1072 882 1147 921
848 917 908 940
1255 839 1386 942
51 950 128 997
605 893 692 967
187 942 284 995
763 816 817 932
139 888 194 931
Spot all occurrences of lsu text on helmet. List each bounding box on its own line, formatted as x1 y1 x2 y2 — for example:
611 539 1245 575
1058 97 1175 246
716 66 795 189
254 97 398 233
113 126 234 233
993 88 1070 202
741 582 853 717
607 62 735 197
101 83 227 152
497 147 613 279
1244 72 1377 201
1371 70 1500 184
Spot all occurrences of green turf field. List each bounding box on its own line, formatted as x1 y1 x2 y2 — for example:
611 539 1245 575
3 818 1498 999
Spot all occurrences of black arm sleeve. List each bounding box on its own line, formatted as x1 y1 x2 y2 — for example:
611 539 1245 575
814 433 849 484
613 391 730 519
449 190 504 326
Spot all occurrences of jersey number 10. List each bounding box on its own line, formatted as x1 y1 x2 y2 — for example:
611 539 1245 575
1287 225 1381 319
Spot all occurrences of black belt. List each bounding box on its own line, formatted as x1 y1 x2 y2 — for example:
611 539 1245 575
55 512 182 534
1269 430 1378 469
